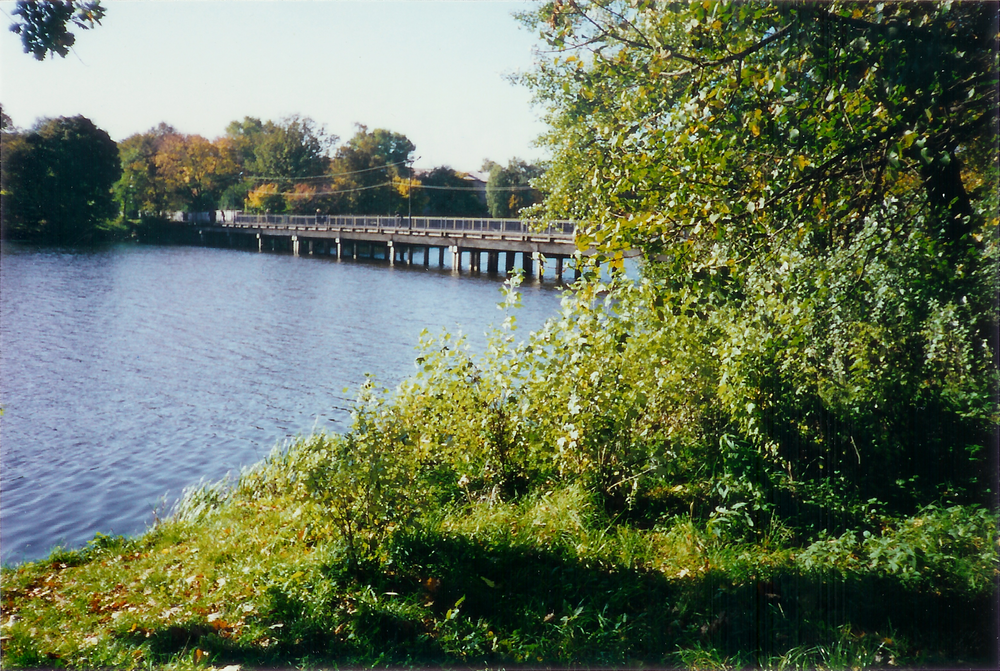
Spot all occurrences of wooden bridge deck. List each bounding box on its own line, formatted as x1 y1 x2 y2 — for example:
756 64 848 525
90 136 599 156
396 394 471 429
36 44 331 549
198 214 585 277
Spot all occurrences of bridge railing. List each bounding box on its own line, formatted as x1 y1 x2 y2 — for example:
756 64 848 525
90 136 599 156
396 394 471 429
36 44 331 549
230 213 575 237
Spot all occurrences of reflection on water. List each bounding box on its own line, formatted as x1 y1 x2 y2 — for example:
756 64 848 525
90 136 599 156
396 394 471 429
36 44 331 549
0 243 563 564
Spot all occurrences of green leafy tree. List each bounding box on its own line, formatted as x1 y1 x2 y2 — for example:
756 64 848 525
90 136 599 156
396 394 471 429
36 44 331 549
250 115 333 180
521 1 998 523
223 116 266 169
223 115 335 213
217 117 266 208
329 125 416 215
0 104 13 132
1 115 121 243
8 0 104 60
114 123 177 219
419 166 487 217
484 158 544 218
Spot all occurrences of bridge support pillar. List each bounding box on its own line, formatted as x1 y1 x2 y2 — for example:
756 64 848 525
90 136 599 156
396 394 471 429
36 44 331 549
438 246 445 267
452 246 461 272
470 250 480 272
352 241 357 259
292 235 300 256
335 238 342 259
423 246 430 268
487 252 499 274
522 251 533 277
555 256 563 280
387 240 395 265
257 233 263 253
533 252 544 280
505 252 515 275
308 239 314 255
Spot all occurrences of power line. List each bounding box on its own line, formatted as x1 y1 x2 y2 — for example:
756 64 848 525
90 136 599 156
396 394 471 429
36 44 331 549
271 181 539 198
245 159 410 181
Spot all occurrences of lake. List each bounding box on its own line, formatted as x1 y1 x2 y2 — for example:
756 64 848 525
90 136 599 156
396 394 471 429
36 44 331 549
0 243 565 564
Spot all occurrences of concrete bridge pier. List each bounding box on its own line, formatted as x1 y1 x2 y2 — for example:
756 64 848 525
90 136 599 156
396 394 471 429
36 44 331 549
257 233 263 252
423 246 430 268
555 256 564 280
291 235 300 256
522 251 533 277
533 252 544 280
335 238 342 259
451 246 461 272
387 240 394 265
438 246 446 268
505 252 516 275
487 252 499 274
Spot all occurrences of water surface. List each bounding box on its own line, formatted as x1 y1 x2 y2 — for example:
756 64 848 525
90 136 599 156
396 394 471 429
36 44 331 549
0 243 563 563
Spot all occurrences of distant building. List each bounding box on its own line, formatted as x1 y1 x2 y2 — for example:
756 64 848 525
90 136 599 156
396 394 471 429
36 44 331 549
459 170 489 207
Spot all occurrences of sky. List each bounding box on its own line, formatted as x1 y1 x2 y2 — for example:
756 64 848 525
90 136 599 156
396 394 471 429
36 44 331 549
0 0 550 171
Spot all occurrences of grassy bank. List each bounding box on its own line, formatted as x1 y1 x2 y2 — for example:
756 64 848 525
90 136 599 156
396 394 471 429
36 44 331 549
2 432 996 670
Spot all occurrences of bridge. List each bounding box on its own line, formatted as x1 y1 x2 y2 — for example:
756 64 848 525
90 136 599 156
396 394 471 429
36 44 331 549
198 213 586 280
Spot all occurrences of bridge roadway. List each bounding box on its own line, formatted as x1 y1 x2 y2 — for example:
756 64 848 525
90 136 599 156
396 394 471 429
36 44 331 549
200 213 585 279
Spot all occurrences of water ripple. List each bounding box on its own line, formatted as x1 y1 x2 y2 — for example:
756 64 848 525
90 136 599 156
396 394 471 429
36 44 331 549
1 244 561 564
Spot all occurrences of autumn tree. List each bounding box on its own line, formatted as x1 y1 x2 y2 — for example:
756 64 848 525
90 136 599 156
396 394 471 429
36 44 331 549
114 123 178 218
329 125 417 215
521 1 998 521
223 115 335 213
154 134 239 212
1 115 120 242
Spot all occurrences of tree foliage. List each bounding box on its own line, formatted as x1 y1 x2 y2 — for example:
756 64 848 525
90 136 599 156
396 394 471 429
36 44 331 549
114 124 240 216
225 115 335 213
1 115 120 242
484 158 545 218
419 166 488 217
243 115 334 181
114 124 175 219
329 125 416 215
8 0 104 60
513 0 998 523
154 133 239 213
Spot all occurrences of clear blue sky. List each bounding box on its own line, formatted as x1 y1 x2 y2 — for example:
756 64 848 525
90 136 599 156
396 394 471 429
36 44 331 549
0 0 549 171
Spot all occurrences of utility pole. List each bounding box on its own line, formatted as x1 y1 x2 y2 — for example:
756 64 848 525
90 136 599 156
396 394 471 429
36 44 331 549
407 156 420 229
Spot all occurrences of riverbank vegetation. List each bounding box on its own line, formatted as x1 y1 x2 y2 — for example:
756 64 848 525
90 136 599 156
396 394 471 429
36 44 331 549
0 113 123 244
2 1 998 668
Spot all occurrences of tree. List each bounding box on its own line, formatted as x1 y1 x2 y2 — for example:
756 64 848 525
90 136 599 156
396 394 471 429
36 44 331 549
329 125 416 215
114 123 178 219
521 1 998 521
224 115 335 213
154 133 239 212
419 167 487 217
246 183 285 213
0 104 12 133
484 158 544 218
1 115 120 243
250 115 333 180
9 0 104 60
113 125 240 216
